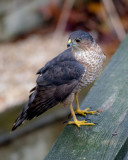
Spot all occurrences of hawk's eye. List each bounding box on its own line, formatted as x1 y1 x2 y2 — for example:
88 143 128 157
75 39 80 43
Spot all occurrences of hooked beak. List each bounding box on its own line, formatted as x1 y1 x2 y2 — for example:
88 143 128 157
67 39 72 48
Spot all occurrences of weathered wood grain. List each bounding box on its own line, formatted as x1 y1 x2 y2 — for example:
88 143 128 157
45 36 128 160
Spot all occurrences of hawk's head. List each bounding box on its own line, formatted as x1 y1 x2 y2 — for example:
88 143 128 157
67 30 94 51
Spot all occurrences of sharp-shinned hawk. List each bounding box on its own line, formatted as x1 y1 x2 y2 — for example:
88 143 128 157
12 30 106 130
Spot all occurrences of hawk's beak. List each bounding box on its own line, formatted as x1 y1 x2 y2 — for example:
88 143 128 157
67 39 72 48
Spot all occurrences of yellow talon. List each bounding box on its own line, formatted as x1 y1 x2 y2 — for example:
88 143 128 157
67 119 95 127
68 104 95 128
75 108 98 116
75 109 86 116
75 93 98 116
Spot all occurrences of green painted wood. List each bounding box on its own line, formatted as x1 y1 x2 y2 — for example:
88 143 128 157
45 36 128 160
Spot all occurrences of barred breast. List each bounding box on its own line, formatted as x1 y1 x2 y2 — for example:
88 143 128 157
62 42 106 106
74 42 106 92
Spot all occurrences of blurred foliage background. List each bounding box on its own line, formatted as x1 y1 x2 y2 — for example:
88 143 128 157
0 0 128 159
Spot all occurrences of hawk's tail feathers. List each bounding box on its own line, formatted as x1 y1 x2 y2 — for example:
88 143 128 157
12 102 28 131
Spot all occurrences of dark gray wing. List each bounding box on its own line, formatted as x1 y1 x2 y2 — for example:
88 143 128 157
36 48 78 74
12 48 85 130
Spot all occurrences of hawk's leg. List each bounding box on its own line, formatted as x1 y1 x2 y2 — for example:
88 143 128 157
67 104 95 127
75 93 98 116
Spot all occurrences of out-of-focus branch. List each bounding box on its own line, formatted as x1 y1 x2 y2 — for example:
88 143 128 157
102 0 126 41
53 0 75 39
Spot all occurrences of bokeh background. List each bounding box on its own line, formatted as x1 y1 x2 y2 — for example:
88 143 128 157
0 0 128 159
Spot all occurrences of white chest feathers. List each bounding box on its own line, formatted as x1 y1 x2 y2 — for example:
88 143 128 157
74 43 106 89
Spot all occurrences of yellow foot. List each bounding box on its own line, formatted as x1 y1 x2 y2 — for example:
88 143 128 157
75 108 98 116
67 120 95 127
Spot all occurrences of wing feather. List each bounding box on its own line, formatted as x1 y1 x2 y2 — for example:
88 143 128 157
12 48 85 130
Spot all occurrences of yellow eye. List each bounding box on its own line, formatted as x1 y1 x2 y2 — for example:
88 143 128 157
75 39 80 43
